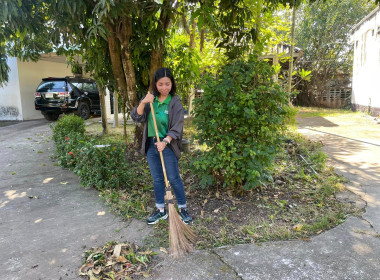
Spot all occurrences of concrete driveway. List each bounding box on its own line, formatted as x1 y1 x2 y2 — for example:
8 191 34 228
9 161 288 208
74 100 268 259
0 119 152 280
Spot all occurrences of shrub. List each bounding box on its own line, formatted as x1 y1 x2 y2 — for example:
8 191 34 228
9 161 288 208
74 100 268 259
51 114 85 143
74 143 132 190
192 56 291 190
55 131 87 168
51 114 133 190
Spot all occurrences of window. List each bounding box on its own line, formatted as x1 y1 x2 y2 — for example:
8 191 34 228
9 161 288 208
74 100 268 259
83 83 95 92
37 81 66 92
71 82 83 90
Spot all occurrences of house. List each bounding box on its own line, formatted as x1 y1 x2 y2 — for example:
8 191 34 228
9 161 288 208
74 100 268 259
350 6 380 116
0 53 117 121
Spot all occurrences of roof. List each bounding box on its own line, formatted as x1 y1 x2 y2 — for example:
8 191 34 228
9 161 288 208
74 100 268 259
350 6 380 35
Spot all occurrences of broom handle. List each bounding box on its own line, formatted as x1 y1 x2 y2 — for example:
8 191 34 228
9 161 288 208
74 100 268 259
149 102 170 188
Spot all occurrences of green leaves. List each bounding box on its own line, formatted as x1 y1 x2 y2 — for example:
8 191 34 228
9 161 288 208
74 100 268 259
51 114 135 192
295 0 376 96
193 56 291 190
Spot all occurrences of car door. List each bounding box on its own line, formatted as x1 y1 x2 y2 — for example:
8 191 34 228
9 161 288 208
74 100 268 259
82 82 100 109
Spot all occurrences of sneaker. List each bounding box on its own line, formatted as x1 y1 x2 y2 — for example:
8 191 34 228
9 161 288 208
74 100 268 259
179 208 193 224
146 208 168 225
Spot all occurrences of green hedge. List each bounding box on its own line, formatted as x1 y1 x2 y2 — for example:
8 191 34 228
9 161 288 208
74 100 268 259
51 115 132 190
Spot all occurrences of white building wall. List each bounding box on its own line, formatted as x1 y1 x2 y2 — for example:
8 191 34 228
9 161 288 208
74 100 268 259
0 57 23 120
351 8 380 114
17 59 73 120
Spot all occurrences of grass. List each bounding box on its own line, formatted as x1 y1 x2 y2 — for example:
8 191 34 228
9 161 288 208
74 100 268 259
85 121 135 144
296 106 363 118
295 106 380 144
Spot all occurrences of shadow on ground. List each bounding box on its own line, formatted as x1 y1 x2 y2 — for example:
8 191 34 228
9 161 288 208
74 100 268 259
296 116 338 128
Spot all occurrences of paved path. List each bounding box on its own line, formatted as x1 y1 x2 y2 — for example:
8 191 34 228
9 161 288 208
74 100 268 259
0 120 152 280
1 116 380 280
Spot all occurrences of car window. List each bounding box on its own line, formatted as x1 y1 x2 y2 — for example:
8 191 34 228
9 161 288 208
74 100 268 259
37 81 66 92
71 82 83 90
83 83 95 92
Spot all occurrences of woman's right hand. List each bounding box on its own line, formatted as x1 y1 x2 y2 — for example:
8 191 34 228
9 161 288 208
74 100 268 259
142 92 155 104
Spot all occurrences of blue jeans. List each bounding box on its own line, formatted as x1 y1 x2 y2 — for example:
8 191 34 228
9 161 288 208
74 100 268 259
146 137 186 209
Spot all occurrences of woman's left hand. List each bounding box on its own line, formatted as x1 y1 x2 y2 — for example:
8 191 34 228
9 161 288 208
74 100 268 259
155 141 167 152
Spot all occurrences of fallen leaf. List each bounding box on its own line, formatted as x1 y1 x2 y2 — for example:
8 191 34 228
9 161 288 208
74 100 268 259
160 247 168 254
11 172 16 175
78 263 94 276
293 224 303 231
143 272 151 278
92 267 101 274
60 182 68 185
200 210 204 217
106 260 116 267
88 270 98 280
41 163 46 166
202 199 208 207
113 244 122 257
214 208 220 213
116 255 127 263
215 191 220 199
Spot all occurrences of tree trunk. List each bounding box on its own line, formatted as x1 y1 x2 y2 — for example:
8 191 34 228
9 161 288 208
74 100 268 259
148 0 174 89
113 16 143 150
190 20 196 49
122 101 128 145
113 91 119 127
287 2 296 100
117 16 138 110
98 85 109 135
200 28 205 53
149 48 164 92
106 22 129 109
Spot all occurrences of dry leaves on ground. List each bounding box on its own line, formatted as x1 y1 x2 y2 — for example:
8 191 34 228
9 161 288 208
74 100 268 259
79 242 157 280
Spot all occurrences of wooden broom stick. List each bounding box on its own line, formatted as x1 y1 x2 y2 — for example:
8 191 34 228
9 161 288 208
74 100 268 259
149 101 196 257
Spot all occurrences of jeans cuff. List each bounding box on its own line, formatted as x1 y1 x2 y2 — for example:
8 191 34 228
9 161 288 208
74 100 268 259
178 204 186 209
156 203 165 209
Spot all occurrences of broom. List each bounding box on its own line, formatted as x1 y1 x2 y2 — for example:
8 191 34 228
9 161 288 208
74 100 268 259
149 101 196 257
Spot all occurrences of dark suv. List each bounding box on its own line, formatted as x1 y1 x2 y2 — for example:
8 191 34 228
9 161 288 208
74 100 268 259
34 77 100 121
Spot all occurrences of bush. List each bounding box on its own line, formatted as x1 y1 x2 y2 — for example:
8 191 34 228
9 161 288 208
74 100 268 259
51 114 85 143
193 56 291 190
55 131 87 168
74 143 132 190
51 114 133 190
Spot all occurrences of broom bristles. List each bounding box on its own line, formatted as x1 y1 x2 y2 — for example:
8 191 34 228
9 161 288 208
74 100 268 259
168 203 197 258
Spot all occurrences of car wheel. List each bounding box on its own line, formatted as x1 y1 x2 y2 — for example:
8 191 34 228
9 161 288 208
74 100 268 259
78 102 91 120
43 112 60 121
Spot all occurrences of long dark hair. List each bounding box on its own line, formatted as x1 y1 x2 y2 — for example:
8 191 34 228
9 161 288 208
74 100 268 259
151 67 177 97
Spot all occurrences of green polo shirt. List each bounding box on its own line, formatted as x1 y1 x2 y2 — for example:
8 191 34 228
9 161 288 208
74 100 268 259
148 95 171 138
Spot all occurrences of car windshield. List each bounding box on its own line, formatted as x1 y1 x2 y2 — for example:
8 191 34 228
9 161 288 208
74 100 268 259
37 81 66 92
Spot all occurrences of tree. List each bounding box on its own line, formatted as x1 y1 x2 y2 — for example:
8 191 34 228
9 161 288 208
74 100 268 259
2 0 334 145
294 0 376 105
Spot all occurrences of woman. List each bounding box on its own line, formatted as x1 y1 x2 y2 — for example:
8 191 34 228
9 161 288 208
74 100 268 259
131 67 192 225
